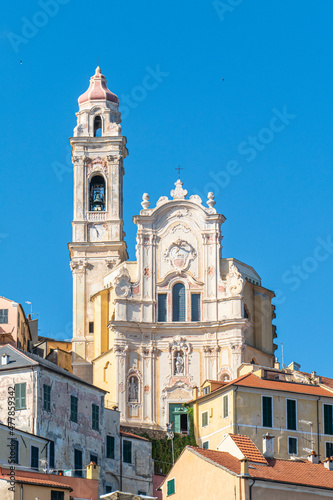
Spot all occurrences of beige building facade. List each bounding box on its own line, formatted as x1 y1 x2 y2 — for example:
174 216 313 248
0 297 32 351
190 364 333 460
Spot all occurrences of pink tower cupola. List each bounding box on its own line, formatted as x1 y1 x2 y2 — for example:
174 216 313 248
78 66 119 106
74 66 122 138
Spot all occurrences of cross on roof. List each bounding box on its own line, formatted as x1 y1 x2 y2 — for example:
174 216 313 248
175 165 183 179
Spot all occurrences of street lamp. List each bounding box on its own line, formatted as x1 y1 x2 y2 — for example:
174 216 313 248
166 423 175 465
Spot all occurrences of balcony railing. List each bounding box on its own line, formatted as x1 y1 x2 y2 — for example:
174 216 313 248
87 211 107 222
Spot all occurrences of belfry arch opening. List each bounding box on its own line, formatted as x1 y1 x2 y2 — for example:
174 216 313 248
94 115 102 137
89 175 105 211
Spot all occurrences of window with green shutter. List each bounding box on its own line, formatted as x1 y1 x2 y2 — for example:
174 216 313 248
0 309 8 323
70 395 78 422
287 399 297 430
201 411 208 427
324 404 333 435
167 478 175 496
262 396 272 427
31 446 39 470
123 439 132 464
326 442 333 458
49 440 55 468
15 383 26 410
107 435 115 459
288 437 297 455
92 404 99 431
43 384 51 412
223 395 228 419
202 441 209 449
74 448 83 477
172 283 185 322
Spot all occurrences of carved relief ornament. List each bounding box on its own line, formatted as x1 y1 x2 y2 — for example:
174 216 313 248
113 267 132 298
226 264 244 296
163 239 197 273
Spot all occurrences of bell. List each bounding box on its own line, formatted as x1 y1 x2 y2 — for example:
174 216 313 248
92 193 104 211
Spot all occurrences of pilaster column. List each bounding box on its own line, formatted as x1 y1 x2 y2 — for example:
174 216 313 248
114 343 128 418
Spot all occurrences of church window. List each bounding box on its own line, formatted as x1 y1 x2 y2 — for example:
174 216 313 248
172 283 185 322
324 404 333 435
157 294 167 322
90 175 105 211
89 322 94 334
191 293 201 321
262 396 273 428
128 376 139 402
94 115 102 137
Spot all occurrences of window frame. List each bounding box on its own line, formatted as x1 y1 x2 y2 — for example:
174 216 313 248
167 478 175 496
262 395 273 428
15 383 27 410
51 492 64 500
0 309 8 323
202 441 209 449
30 445 39 470
201 410 209 428
286 398 297 431
70 395 78 423
92 403 99 431
325 441 333 459
123 439 132 464
191 293 201 321
324 404 333 435
288 436 298 455
49 440 55 468
43 384 51 412
157 293 167 322
223 394 229 419
107 435 115 459
74 448 83 477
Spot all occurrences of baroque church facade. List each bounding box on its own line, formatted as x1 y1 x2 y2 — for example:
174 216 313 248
69 67 277 431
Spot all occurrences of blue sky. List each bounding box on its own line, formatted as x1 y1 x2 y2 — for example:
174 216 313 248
0 1 332 375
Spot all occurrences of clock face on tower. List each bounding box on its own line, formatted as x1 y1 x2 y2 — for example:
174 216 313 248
89 224 106 242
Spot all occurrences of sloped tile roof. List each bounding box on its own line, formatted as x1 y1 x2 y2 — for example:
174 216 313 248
189 447 333 490
1 474 72 490
229 434 267 464
121 430 149 441
235 373 333 397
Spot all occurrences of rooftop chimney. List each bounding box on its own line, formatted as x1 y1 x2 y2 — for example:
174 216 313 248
1 354 9 365
324 457 333 471
240 458 249 477
308 451 319 464
86 461 99 480
262 433 274 458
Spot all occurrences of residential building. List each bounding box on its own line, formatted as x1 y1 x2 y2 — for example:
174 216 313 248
0 297 32 351
120 431 154 497
189 363 333 460
159 435 333 499
0 344 106 493
68 67 277 431
33 336 73 372
0 473 72 500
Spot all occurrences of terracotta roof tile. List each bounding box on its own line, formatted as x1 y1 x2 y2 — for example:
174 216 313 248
189 447 333 489
121 430 149 441
229 434 267 464
234 373 333 397
1 474 72 490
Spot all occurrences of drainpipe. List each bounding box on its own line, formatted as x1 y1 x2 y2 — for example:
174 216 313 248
120 433 122 491
317 396 321 459
233 386 239 434
20 483 23 500
249 479 255 500
31 367 36 434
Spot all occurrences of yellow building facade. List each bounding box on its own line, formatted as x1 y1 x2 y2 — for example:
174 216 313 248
191 364 333 460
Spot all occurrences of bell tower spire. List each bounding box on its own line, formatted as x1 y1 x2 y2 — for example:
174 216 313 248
69 67 128 382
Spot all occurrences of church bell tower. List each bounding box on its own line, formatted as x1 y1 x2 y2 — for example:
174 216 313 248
69 67 128 382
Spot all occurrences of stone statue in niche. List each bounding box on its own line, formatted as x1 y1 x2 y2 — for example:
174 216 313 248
128 376 138 402
174 351 185 376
